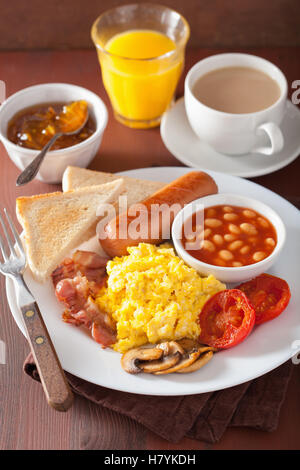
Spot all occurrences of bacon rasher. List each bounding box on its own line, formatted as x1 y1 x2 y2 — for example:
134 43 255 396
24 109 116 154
52 251 116 348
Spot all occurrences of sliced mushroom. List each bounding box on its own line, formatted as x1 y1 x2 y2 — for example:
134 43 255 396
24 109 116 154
176 350 214 373
154 349 202 375
177 338 200 352
121 346 163 374
121 340 216 375
177 338 218 353
140 351 181 373
156 341 185 356
155 343 216 375
140 341 184 373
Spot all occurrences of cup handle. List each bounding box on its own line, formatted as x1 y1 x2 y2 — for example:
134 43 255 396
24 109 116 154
253 122 284 155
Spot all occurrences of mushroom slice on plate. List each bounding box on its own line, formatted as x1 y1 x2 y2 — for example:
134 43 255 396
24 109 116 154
154 344 216 375
154 348 202 375
121 340 216 375
177 338 200 352
121 346 163 374
140 341 184 373
177 338 218 354
156 341 185 356
176 350 214 373
140 351 181 373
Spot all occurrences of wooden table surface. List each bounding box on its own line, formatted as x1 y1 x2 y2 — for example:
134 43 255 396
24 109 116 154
0 47 299 450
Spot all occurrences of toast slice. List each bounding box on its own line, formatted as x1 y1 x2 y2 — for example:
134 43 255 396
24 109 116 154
62 166 164 207
16 179 124 282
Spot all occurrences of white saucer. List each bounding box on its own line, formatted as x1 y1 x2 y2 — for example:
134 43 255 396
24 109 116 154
161 98 300 178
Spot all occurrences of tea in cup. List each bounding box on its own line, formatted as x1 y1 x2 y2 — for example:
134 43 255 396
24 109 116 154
185 53 287 155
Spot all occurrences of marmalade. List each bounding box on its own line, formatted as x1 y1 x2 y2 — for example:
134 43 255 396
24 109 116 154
7 101 95 150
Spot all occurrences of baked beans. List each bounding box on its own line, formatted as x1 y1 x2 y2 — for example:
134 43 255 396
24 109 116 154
182 204 277 267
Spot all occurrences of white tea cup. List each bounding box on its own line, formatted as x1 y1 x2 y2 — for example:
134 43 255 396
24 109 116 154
184 53 287 156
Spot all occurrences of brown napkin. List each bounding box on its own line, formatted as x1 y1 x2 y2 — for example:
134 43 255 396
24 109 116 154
23 353 292 443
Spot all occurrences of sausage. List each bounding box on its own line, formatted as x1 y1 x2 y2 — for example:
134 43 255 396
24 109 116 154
99 171 218 257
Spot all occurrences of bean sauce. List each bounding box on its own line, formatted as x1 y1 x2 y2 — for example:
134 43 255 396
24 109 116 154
182 205 277 267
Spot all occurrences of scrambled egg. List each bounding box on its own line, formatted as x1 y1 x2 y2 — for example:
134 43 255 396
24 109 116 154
96 243 225 353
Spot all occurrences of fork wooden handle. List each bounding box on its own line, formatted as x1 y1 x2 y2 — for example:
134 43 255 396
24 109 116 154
21 301 73 411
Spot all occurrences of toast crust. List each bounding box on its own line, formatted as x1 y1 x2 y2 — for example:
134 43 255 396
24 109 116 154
16 180 124 282
62 166 164 206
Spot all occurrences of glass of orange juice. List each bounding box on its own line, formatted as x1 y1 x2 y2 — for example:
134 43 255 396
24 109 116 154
91 4 190 129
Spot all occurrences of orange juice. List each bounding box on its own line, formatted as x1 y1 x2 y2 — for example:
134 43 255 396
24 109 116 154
97 30 184 128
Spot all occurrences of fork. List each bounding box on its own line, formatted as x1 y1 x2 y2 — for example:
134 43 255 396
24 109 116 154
0 208 73 411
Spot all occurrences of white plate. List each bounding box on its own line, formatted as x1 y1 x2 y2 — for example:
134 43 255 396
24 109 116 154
161 98 300 178
6 167 300 396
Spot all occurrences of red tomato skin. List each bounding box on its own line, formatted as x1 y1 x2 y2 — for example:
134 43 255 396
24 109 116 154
237 273 291 325
198 289 256 350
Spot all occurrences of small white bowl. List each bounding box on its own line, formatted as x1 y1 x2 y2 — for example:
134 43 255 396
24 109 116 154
0 83 108 183
172 193 286 283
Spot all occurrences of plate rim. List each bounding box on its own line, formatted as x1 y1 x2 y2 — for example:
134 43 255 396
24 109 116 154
6 166 300 395
160 97 300 178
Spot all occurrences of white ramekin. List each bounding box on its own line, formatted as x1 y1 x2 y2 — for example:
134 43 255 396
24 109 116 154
172 193 286 283
0 83 108 183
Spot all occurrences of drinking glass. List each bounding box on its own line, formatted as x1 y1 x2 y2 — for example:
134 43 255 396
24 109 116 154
91 4 190 128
